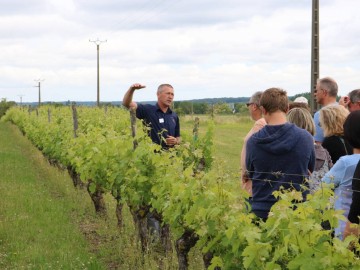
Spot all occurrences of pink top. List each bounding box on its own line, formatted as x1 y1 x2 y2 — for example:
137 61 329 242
240 118 266 196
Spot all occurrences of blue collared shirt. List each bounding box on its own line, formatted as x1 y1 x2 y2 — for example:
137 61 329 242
313 102 338 143
136 103 180 148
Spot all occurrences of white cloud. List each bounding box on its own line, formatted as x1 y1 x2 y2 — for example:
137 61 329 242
1 0 359 103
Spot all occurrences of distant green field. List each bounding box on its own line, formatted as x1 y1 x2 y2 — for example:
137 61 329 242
181 114 253 176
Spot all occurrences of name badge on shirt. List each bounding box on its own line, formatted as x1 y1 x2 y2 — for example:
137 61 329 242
159 118 164 123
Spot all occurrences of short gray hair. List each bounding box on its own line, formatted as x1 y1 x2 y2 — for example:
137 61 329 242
248 91 263 106
157 84 173 94
318 77 338 97
349 89 360 103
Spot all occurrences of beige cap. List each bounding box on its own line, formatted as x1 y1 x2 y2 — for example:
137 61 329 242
294 96 308 104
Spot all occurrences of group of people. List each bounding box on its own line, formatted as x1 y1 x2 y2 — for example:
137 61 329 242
241 77 360 240
121 80 360 241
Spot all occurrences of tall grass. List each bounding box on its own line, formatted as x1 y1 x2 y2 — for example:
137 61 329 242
181 114 253 175
0 122 106 269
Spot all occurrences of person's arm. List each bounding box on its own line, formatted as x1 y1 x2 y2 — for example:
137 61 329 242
321 158 345 186
245 139 254 180
313 111 324 144
165 136 180 146
122 83 145 109
240 134 253 196
308 145 316 173
241 123 263 183
339 96 350 111
166 116 181 146
252 118 266 133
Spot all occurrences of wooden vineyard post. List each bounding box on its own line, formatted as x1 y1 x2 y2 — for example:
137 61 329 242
114 108 138 228
71 105 78 139
67 105 84 188
47 108 51 123
128 108 150 250
193 117 199 141
130 108 138 150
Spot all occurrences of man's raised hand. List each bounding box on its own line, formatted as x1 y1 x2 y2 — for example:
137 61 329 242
131 83 146 91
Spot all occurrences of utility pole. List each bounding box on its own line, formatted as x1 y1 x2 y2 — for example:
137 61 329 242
17 95 24 106
310 0 320 115
89 38 107 107
34 79 45 107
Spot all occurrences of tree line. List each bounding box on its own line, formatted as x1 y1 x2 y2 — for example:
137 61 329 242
173 92 312 115
1 92 312 118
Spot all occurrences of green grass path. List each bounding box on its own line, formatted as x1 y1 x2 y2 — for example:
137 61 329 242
0 122 106 269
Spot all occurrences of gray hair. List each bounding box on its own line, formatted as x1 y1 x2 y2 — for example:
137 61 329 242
157 84 173 94
349 89 360 103
249 91 263 106
318 77 338 97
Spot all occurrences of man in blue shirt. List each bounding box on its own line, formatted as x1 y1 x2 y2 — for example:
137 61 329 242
122 83 180 237
122 83 180 148
313 77 338 144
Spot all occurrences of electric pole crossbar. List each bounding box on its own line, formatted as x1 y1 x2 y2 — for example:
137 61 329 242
34 79 45 107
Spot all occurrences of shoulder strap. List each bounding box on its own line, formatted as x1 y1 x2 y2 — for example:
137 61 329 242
339 137 348 155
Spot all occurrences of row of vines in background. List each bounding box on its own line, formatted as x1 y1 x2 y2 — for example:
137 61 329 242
3 106 360 270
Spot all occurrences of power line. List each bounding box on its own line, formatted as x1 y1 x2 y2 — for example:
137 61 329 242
17 95 25 106
0 86 33 89
109 0 183 32
110 0 167 30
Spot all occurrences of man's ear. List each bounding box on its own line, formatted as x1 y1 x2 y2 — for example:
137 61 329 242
260 106 266 115
285 105 289 114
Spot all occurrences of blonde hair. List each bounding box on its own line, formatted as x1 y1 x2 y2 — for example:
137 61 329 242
319 105 349 137
287 107 315 136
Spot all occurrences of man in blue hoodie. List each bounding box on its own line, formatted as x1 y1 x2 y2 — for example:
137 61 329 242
245 88 315 220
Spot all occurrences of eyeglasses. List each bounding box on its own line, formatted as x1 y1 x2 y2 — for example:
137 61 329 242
246 103 253 107
314 88 327 94
349 101 360 108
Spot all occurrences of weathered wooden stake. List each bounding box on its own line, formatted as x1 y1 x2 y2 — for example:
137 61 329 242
47 108 51 123
71 105 78 138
